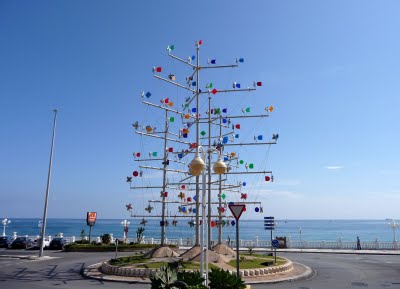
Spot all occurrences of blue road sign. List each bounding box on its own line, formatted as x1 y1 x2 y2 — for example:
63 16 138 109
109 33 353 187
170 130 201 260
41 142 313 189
272 239 279 248
264 216 275 230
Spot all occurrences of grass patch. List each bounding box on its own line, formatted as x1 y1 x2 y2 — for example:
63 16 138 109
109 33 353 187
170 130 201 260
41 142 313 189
242 253 274 258
228 256 286 269
137 261 219 270
109 255 150 266
64 243 174 252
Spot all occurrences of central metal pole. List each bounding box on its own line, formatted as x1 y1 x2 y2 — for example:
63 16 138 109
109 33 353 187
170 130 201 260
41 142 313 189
218 116 223 244
195 42 201 247
199 149 207 283
39 109 58 257
160 110 168 246
236 220 240 277
207 95 212 249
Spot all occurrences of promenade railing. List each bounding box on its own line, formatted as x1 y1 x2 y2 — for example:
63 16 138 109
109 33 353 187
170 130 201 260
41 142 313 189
14 235 400 250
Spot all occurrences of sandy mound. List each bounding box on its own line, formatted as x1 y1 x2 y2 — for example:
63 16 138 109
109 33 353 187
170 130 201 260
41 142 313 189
180 245 202 259
189 250 229 263
144 246 179 258
212 243 236 256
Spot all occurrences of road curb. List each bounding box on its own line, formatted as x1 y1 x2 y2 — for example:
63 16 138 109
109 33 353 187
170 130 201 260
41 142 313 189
82 261 314 285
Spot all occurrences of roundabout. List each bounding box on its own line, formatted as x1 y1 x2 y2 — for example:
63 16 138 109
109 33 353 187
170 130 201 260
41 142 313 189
83 246 313 285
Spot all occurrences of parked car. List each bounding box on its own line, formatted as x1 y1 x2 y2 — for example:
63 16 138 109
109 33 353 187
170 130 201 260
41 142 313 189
10 237 34 249
0 236 12 248
49 238 66 250
33 237 50 249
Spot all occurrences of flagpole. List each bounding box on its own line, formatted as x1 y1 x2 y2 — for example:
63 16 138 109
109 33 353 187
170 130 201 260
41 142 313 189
39 109 58 257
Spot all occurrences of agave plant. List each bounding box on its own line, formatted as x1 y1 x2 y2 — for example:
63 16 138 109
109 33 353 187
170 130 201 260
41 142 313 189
177 271 206 288
208 268 246 289
150 264 188 289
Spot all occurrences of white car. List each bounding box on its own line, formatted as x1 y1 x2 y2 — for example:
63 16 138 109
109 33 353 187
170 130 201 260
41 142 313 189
34 238 50 249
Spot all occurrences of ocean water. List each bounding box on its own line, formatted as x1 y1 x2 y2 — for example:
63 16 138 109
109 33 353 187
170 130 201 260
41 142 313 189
2 218 397 242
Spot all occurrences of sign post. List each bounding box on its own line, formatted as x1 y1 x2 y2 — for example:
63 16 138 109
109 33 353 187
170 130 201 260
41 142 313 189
264 216 275 251
271 239 279 264
228 204 246 277
86 212 97 243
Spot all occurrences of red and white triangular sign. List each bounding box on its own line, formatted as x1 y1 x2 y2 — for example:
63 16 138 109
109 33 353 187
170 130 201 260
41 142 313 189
228 204 246 220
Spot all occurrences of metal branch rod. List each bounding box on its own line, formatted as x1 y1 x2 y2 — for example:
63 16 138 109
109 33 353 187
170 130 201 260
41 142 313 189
142 101 186 116
135 131 191 145
145 131 180 137
149 200 196 205
167 179 227 186
130 214 233 218
153 75 196 93
133 158 164 161
139 165 188 174
134 158 186 165
200 64 238 69
224 171 272 175
197 120 229 127
130 186 184 189
222 142 277 146
200 88 256 94
130 186 164 189
184 93 198 108
199 114 269 121
168 53 196 68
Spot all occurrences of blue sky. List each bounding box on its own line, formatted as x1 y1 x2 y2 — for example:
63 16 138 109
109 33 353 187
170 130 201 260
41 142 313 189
1 0 400 220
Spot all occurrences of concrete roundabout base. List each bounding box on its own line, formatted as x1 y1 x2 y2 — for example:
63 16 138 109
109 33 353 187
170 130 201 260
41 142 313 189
83 261 314 285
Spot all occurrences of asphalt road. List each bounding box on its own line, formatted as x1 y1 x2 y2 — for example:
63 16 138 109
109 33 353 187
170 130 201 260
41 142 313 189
1 248 400 289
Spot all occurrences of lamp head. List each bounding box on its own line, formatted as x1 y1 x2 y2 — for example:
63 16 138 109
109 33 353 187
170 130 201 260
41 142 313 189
189 156 205 176
213 158 227 175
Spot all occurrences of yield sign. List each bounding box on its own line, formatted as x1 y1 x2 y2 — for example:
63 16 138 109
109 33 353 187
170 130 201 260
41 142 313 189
228 204 246 220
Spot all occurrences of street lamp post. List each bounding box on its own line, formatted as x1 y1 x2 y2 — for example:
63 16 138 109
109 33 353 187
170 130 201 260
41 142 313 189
189 145 227 284
388 220 399 242
121 220 130 243
2 219 11 236
39 109 58 258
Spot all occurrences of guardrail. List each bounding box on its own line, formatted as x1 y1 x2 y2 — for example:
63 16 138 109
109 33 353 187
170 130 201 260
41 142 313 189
12 234 400 250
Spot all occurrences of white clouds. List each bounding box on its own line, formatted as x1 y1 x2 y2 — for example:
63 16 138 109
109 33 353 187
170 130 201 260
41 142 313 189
324 166 344 170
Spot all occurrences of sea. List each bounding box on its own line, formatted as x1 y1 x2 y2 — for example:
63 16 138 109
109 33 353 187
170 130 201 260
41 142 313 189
3 219 397 242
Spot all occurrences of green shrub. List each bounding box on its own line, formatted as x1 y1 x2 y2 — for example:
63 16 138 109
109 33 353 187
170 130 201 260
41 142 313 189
177 271 205 287
136 227 145 243
101 234 111 244
75 240 89 244
187 285 207 289
208 268 245 289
